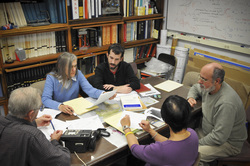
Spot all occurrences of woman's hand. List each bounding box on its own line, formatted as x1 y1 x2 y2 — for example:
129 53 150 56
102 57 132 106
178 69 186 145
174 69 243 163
59 104 74 115
120 114 131 127
139 120 152 133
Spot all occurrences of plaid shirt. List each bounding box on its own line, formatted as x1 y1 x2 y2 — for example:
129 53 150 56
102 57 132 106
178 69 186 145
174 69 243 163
0 115 70 166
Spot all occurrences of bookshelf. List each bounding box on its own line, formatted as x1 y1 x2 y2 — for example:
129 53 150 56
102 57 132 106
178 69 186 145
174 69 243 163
0 0 164 115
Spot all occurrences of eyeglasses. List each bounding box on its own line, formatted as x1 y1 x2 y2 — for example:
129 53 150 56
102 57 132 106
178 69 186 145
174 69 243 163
198 74 208 82
38 105 45 112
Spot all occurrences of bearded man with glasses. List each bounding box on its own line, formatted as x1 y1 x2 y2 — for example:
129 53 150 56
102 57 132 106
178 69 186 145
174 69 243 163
187 62 247 166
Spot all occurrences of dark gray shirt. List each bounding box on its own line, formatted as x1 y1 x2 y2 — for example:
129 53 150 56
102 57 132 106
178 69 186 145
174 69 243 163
0 115 71 166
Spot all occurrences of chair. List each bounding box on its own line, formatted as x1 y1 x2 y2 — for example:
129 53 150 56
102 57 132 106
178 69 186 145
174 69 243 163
157 53 176 80
129 62 141 79
216 106 250 166
30 80 46 93
193 152 201 166
182 71 199 88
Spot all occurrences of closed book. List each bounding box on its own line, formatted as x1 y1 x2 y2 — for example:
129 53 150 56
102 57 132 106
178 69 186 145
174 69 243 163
136 83 151 93
121 94 142 110
71 0 79 19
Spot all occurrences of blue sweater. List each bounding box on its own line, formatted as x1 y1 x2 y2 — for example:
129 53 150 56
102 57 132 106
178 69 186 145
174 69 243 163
42 70 103 110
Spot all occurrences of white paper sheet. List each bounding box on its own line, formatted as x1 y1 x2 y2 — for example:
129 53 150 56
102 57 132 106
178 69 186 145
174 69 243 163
38 119 68 140
87 90 117 108
37 108 61 119
118 111 146 129
103 126 128 148
139 84 161 97
66 115 104 130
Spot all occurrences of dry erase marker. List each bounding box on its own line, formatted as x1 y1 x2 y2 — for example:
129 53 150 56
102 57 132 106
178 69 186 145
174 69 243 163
50 120 55 131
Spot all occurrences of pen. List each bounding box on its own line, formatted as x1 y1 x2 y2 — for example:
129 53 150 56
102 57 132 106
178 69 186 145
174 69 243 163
50 120 55 131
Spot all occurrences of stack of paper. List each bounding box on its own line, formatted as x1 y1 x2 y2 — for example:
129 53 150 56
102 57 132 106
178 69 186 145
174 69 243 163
154 80 183 92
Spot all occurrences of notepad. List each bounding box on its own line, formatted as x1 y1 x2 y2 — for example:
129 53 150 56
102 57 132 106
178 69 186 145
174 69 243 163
104 111 146 134
63 97 98 115
154 80 183 92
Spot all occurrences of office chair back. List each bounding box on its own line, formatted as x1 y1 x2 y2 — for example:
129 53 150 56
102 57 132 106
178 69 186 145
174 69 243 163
217 106 250 166
30 80 46 93
157 53 176 80
129 62 141 79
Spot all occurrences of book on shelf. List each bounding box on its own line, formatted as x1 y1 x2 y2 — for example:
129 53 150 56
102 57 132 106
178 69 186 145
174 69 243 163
87 0 92 19
0 3 8 27
110 24 118 44
137 21 145 40
71 0 79 19
78 0 83 19
126 22 132 42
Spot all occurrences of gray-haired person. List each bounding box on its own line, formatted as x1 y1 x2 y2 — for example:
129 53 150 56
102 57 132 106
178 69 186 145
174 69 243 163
42 52 114 115
0 87 70 166
187 62 247 166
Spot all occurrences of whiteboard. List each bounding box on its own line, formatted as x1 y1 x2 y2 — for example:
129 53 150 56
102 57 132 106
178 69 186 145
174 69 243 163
167 0 250 45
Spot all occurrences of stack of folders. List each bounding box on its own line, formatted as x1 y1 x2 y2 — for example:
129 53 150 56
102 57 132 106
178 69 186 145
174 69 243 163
120 94 146 111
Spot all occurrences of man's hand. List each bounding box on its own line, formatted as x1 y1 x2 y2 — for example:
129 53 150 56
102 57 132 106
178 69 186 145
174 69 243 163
115 84 132 94
50 130 63 141
103 84 115 90
120 114 131 127
187 97 197 107
139 120 152 133
59 104 74 115
35 114 52 127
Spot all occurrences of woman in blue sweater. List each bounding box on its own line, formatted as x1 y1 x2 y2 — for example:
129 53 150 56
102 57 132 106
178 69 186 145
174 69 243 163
42 52 104 115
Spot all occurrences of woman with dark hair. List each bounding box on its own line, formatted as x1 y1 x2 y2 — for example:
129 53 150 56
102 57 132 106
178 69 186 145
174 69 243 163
120 95 199 166
42 52 105 115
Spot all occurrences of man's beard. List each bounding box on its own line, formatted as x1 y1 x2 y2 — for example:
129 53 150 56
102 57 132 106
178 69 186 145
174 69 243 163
200 84 216 93
109 63 118 70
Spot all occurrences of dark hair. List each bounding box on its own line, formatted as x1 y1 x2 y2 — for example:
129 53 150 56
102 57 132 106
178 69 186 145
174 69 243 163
161 95 191 133
108 43 124 58
212 67 225 83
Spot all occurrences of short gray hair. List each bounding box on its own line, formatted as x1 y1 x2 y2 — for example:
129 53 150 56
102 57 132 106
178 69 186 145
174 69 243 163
51 52 77 86
8 87 42 119
212 67 225 83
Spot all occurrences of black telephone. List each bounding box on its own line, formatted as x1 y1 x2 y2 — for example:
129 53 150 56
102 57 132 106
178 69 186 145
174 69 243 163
61 128 110 153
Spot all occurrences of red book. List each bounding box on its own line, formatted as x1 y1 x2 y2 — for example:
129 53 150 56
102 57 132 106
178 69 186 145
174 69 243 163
136 83 151 93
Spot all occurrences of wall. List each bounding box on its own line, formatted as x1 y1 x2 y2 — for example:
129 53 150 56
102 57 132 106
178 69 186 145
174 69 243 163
163 0 250 62
166 38 250 63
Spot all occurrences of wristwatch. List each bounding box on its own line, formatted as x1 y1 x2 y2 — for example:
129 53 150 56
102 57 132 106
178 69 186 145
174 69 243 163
122 125 130 131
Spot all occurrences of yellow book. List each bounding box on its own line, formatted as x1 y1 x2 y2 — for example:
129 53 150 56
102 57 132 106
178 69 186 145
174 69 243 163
63 97 98 115
135 6 145 16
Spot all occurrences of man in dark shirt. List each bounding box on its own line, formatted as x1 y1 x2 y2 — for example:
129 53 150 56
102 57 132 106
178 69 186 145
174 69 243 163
0 87 70 166
92 43 140 93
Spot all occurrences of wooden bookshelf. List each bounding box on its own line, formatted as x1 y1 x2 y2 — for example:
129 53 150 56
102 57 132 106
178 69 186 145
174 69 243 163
0 0 165 114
